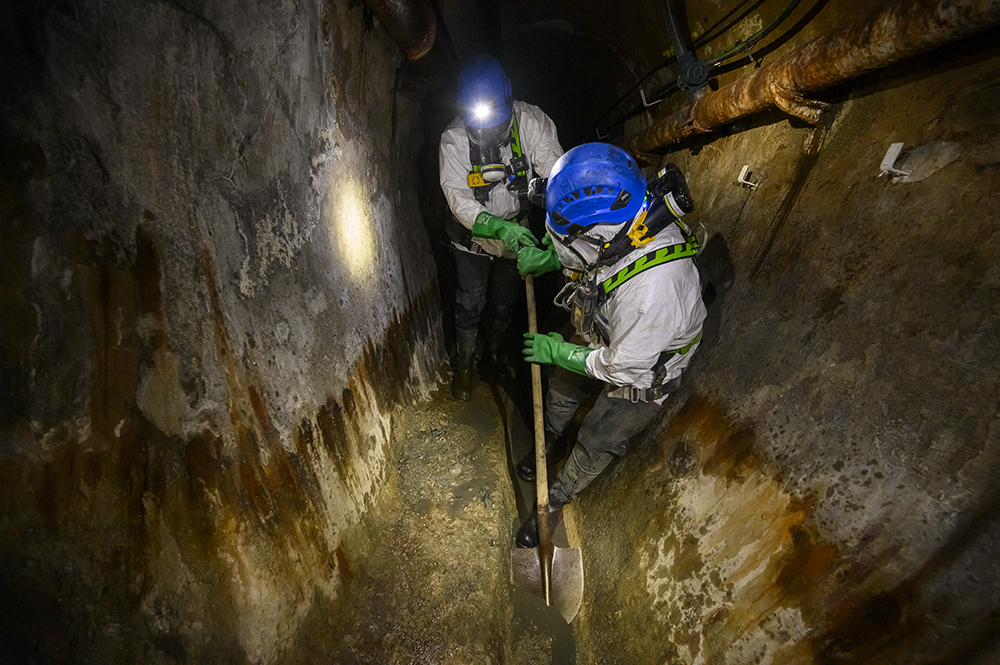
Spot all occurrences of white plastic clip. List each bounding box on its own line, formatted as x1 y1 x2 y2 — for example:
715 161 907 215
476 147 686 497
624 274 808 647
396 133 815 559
879 142 909 178
738 165 758 190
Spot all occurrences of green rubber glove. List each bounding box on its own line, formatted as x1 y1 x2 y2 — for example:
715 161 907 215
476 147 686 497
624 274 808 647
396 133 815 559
472 211 537 252
522 332 592 376
517 234 561 277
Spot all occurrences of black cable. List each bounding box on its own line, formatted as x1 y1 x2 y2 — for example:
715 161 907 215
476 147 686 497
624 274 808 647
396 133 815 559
705 0 802 68
694 0 770 50
594 0 803 138
641 0 801 104
588 0 758 135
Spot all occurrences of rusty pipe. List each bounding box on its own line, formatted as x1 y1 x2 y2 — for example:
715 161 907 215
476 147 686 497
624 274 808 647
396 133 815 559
625 0 1000 154
364 0 437 61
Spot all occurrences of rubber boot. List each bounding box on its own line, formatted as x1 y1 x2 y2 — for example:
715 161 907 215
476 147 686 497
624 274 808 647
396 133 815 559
451 328 476 401
479 319 513 388
515 431 561 482
516 503 564 549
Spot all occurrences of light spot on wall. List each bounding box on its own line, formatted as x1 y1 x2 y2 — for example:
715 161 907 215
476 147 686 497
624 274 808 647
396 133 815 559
327 173 379 286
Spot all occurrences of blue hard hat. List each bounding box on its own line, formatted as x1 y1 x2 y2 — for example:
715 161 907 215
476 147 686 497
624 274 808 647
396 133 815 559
457 54 513 145
545 143 647 239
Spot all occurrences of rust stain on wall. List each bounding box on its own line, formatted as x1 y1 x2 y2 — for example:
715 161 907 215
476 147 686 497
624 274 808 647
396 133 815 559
608 389 1000 663
185 429 220 492
248 384 273 433
2 223 441 661
776 524 838 598
135 219 163 319
314 394 361 490
335 545 353 582
618 392 845 662
77 234 143 441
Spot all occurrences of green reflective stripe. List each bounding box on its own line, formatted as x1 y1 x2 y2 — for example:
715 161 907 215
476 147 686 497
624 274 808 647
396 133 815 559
671 330 702 355
509 112 525 173
601 240 699 294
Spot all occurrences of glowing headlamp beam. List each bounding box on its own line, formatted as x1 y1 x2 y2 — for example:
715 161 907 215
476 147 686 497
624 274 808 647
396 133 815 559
472 102 492 121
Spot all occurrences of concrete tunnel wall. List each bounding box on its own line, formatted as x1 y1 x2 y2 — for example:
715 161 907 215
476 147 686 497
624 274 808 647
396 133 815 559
0 0 443 662
570 24 1000 665
3 0 1000 662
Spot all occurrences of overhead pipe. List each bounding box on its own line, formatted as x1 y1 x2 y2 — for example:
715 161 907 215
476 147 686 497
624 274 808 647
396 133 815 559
625 0 1000 155
364 0 437 61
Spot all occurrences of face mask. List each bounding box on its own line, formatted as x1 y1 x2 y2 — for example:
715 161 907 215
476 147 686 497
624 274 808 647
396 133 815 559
466 115 512 150
552 235 600 272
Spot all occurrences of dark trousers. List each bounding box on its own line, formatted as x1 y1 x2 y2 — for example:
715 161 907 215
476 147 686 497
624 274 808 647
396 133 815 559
544 367 663 508
452 246 521 334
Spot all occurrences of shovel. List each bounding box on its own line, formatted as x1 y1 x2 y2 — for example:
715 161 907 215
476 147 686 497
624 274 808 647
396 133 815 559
510 274 584 624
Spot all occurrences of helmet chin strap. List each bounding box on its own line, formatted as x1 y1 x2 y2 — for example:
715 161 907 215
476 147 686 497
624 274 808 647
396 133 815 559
554 197 655 272
595 198 650 268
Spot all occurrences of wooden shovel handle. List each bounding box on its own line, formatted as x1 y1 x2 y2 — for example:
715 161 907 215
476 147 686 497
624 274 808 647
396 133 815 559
526 275 555 606
525 275 549 509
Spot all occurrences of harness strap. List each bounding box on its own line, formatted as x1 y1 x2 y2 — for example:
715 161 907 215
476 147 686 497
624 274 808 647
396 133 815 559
508 112 528 189
608 330 702 402
468 111 527 204
601 238 699 295
607 376 680 403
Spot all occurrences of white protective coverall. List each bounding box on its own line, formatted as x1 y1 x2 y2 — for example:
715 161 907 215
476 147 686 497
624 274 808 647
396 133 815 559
439 100 564 258
583 221 706 398
522 218 707 519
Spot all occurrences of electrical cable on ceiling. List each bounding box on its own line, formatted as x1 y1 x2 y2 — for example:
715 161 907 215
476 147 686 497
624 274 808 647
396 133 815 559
590 0 803 139
645 0 803 102
589 0 760 135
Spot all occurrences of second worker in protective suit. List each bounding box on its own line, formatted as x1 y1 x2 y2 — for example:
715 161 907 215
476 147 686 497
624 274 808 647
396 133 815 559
439 54 564 401
515 142 707 548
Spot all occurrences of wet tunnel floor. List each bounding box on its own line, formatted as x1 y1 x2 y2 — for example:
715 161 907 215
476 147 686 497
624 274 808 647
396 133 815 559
308 369 577 664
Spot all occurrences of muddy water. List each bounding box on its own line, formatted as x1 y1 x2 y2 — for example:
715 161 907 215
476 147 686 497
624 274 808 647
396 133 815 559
310 374 577 663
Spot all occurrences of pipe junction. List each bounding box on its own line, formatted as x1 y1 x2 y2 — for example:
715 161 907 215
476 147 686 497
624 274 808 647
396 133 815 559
625 0 1000 155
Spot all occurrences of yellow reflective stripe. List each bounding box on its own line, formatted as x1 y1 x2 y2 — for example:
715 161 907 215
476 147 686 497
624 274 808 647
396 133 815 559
671 330 702 355
601 240 699 294
509 112 525 173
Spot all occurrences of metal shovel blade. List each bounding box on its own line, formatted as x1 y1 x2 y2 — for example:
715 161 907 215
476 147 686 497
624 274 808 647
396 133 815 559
511 545 584 623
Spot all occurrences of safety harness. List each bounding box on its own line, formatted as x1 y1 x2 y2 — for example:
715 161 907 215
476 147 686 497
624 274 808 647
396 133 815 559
558 194 700 343
557 207 702 402
600 237 699 295
467 111 529 205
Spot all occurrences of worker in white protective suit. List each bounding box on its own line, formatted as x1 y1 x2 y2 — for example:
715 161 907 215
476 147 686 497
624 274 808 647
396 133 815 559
439 53 564 400
514 142 707 548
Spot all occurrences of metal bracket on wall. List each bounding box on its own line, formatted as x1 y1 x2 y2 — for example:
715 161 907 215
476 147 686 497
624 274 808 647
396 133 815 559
738 165 759 190
879 142 910 178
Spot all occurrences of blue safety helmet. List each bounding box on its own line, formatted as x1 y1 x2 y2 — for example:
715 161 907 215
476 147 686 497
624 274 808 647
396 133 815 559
545 143 647 240
457 54 513 147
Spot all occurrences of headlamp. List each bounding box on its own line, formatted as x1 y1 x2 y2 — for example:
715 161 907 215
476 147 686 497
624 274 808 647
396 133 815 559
472 102 492 122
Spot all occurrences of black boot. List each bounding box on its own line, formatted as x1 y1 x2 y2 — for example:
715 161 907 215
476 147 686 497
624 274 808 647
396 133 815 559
516 504 564 549
515 431 561 482
451 328 476 401
479 319 513 387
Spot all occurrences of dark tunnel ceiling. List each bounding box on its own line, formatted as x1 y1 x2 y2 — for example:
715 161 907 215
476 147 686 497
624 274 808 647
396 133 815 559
434 0 672 145
433 0 826 147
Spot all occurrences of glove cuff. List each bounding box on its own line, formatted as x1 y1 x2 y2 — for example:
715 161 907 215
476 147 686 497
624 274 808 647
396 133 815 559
472 211 504 238
555 343 591 376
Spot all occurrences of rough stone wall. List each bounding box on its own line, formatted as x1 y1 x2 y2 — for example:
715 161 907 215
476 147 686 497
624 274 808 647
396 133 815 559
574 26 1000 665
0 0 443 662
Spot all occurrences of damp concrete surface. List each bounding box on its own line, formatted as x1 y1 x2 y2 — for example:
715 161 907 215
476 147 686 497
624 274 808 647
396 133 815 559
285 370 579 664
